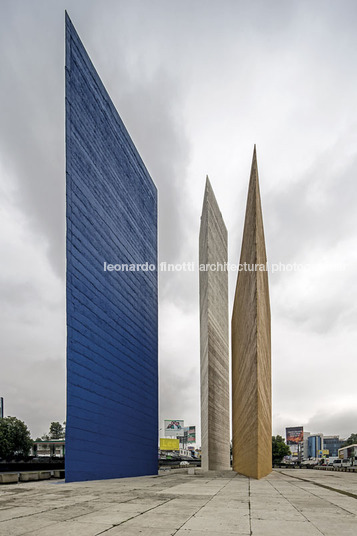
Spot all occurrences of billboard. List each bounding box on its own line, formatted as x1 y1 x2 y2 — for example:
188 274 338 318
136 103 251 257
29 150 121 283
160 438 180 451
164 420 184 437
286 426 303 445
187 426 196 443
318 450 329 457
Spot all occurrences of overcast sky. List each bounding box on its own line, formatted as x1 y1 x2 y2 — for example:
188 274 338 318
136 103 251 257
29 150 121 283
1 0 356 442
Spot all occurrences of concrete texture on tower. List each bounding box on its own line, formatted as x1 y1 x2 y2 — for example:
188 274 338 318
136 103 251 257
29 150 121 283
232 147 272 480
199 177 230 471
65 14 158 482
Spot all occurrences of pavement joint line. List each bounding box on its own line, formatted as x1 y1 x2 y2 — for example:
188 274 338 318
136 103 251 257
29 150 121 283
274 472 356 516
278 471 357 501
248 477 252 536
87 497 176 535
41 495 145 524
0 505 60 524
0 493 145 527
0 497 131 523
171 472 240 535
267 476 325 535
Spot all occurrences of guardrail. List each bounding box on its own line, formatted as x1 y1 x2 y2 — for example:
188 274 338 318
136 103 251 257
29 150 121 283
159 460 201 468
273 464 357 472
313 466 357 472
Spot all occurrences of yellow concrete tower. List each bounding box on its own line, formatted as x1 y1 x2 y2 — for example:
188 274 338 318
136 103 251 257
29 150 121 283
232 147 272 479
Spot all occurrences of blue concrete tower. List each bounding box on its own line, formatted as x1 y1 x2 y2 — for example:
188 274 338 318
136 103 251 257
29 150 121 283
65 13 158 482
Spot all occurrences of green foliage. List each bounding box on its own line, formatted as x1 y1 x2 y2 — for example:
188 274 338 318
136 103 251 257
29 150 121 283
49 421 65 439
342 433 357 447
39 421 65 442
0 416 33 459
272 435 291 463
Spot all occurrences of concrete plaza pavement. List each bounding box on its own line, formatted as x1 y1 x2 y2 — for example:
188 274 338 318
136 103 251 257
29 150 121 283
0 468 356 535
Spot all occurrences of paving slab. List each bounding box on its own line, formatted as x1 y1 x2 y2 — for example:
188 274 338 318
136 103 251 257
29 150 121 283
302 518 357 536
175 532 246 536
0 505 49 522
0 513 59 536
250 518 323 536
30 520 113 535
181 514 250 534
39 502 113 521
126 511 193 528
104 528 176 536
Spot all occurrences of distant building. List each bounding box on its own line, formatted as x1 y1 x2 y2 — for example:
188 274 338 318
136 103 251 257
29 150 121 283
323 436 344 457
179 448 193 458
308 434 323 458
287 429 345 460
32 440 65 458
302 431 310 460
338 444 357 461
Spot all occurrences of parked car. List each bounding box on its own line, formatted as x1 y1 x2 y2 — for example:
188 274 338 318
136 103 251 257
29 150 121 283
180 461 190 467
301 459 318 467
327 457 339 466
333 459 342 468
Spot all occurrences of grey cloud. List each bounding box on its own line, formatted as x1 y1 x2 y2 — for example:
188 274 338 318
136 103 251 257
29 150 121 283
265 145 357 266
0 3 66 277
0 281 40 306
3 357 65 440
304 409 357 440
118 67 191 267
260 133 357 333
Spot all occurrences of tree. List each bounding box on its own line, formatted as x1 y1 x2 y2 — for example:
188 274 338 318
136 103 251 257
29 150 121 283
272 435 291 464
49 421 65 439
0 416 33 459
342 433 357 447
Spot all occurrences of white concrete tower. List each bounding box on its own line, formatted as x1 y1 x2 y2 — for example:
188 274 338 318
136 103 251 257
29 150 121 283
199 177 230 471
